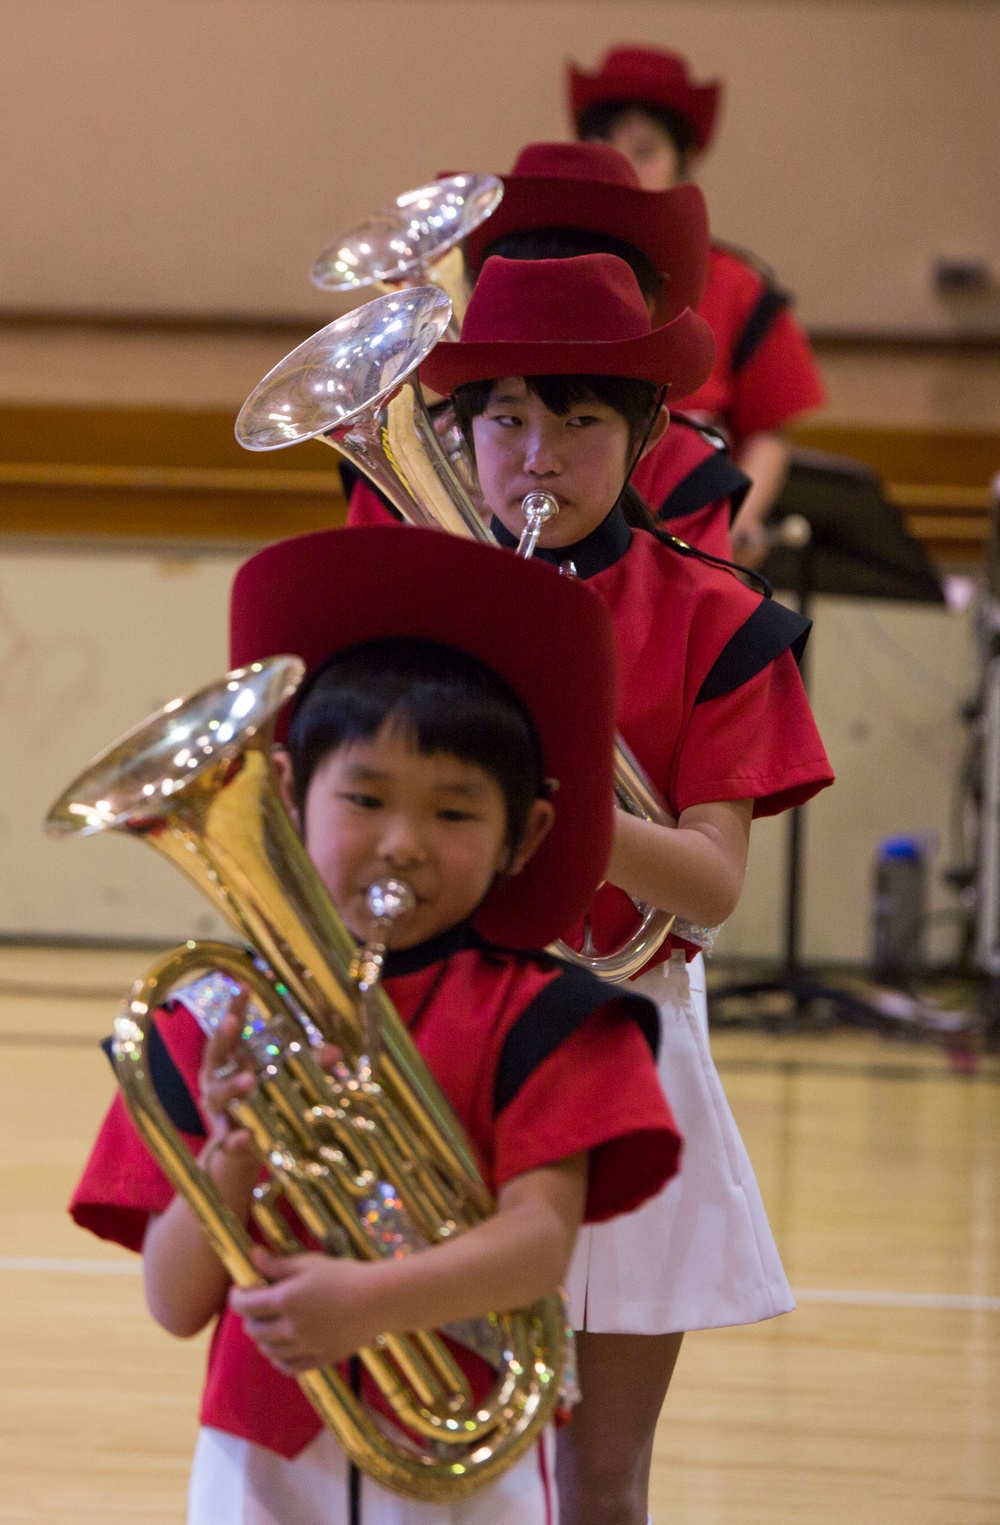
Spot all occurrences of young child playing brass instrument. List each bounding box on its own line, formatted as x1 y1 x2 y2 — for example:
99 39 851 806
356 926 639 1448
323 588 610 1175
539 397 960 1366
71 525 682 1525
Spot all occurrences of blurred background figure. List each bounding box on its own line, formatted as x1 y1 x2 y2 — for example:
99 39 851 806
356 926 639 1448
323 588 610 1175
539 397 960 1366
570 44 826 565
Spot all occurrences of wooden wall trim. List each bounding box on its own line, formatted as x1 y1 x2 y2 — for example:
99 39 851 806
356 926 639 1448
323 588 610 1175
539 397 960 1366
0 486 347 541
0 461 345 496
2 404 997 559
0 402 348 540
789 422 1000 490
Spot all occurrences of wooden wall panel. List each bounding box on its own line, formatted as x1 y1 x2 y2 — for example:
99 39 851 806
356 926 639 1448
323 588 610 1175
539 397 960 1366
4 402 995 560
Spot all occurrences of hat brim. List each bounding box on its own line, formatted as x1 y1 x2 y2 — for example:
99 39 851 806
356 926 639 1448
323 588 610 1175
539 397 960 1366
419 305 716 403
230 525 618 950
464 178 708 322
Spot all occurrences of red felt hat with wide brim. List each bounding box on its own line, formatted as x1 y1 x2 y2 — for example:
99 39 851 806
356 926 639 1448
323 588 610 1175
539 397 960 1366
419 253 715 401
569 46 722 155
462 141 709 322
230 525 619 950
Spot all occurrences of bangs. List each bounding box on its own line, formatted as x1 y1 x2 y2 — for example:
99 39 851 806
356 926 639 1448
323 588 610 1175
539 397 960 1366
287 639 544 848
453 373 660 454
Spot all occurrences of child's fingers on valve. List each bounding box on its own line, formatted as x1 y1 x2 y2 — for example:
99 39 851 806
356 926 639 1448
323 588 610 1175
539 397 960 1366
318 1042 344 1072
203 1068 255 1119
203 1009 241 1064
228 984 251 1021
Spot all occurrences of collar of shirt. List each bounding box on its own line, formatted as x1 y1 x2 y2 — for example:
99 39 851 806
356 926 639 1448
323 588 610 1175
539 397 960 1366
489 502 632 579
381 920 477 977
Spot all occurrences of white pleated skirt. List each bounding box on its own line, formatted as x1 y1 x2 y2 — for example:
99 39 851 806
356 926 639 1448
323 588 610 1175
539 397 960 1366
564 952 794 1335
188 1424 557 1525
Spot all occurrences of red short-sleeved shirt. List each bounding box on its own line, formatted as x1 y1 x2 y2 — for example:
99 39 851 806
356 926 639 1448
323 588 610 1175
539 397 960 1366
681 245 825 447
547 522 834 966
71 934 679 1458
631 413 748 561
345 474 397 528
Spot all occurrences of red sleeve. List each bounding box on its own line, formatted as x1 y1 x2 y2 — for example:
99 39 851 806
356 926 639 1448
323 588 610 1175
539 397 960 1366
346 478 400 527
728 307 825 443
491 1004 681 1224
69 1009 207 1252
632 428 733 558
632 419 712 507
667 500 734 560
673 647 834 817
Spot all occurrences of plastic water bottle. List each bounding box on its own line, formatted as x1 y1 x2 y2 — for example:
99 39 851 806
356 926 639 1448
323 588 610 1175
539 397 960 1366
872 836 926 982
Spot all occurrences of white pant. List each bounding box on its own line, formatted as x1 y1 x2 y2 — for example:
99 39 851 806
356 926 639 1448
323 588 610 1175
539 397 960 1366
188 1424 557 1525
565 953 794 1334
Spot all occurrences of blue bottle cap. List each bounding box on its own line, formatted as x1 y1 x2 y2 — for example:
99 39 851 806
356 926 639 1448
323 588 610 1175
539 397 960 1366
879 835 922 861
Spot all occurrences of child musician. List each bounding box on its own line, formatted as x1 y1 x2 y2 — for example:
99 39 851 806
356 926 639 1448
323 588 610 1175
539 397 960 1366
569 44 826 566
346 140 748 560
70 526 683 1525
417 251 834 1525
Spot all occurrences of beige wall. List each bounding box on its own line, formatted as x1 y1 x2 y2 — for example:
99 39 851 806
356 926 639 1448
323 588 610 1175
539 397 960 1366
3 1 998 335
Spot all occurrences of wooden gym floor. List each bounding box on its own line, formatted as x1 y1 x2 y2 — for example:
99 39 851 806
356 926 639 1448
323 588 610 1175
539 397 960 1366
2 946 998 1524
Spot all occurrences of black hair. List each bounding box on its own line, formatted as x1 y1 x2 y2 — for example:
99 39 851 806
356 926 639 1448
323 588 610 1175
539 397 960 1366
480 227 662 305
577 99 696 177
286 638 544 853
453 373 660 461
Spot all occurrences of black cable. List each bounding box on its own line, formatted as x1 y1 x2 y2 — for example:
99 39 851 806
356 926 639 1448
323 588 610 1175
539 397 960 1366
613 384 773 598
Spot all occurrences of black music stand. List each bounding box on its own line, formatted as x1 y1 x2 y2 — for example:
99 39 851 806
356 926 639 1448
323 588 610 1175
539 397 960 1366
709 448 946 1030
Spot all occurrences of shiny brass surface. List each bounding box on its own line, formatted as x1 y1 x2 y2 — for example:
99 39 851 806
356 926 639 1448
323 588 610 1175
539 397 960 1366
311 173 503 336
46 657 566 1500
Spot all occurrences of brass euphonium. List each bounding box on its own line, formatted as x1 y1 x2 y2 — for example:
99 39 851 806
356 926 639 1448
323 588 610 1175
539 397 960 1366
236 280 717 977
46 657 567 1501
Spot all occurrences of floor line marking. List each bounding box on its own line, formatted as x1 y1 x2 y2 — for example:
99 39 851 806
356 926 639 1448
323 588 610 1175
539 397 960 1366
0 1256 141 1275
793 1286 1000 1311
1 1259 997 1310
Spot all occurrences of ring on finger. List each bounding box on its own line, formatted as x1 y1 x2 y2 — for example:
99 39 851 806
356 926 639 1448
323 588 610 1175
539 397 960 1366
213 1059 239 1081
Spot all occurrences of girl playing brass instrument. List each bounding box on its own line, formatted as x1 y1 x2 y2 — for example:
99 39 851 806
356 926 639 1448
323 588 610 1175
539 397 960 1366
345 139 749 562
415 251 834 1525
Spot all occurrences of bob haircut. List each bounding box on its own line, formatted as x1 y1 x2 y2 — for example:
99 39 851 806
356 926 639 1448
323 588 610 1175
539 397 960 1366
286 637 545 854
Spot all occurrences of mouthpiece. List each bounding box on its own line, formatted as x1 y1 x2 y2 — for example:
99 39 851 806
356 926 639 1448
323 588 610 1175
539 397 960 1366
367 879 416 923
353 880 416 1080
517 492 560 559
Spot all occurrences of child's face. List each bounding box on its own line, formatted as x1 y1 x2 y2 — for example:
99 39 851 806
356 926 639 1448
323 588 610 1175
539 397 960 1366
472 379 634 548
589 108 685 191
293 721 548 949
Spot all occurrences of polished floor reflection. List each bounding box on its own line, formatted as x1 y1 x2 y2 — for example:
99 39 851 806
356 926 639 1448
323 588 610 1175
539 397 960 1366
2 948 998 1523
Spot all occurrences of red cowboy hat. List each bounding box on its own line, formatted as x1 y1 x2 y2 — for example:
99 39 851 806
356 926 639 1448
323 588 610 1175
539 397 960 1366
569 46 722 155
462 141 709 322
419 253 715 401
230 525 619 950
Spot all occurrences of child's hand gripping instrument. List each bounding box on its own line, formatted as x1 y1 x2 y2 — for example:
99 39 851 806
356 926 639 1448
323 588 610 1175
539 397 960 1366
236 268 719 975
46 657 569 1502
